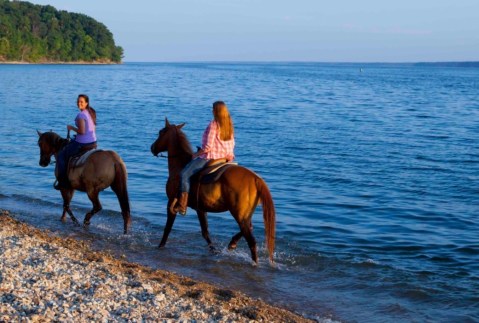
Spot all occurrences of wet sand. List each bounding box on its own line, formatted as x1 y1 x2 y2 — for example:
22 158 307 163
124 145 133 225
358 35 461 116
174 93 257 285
0 210 313 322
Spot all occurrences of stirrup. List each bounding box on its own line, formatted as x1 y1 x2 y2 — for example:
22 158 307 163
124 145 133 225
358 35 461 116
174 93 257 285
53 180 60 190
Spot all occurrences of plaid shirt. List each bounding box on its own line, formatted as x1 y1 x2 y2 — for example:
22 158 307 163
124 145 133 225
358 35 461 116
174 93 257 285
200 120 235 161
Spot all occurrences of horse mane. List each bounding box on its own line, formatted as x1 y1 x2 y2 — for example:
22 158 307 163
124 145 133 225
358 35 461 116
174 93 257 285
176 128 193 156
44 131 69 150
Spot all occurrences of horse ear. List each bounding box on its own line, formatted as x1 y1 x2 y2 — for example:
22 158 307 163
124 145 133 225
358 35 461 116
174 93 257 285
36 130 42 137
177 123 186 130
165 117 170 127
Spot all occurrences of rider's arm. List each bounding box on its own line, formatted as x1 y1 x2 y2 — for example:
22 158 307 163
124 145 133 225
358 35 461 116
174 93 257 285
67 119 85 134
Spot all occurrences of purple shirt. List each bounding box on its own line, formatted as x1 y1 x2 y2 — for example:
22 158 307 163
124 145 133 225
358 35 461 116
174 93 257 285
75 109 96 143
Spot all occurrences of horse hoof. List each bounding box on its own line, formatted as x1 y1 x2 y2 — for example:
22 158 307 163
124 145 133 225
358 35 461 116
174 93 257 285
158 243 165 248
228 243 237 250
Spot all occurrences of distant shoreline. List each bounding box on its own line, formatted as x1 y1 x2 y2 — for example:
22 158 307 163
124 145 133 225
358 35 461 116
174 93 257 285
0 60 121 65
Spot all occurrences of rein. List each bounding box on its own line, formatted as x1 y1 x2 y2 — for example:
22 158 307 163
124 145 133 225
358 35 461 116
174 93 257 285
157 153 179 159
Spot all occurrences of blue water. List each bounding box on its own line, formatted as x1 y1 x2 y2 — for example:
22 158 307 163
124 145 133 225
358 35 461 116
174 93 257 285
1 62 479 322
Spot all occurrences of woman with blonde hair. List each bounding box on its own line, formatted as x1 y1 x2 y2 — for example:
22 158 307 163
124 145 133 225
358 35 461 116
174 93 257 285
171 101 235 215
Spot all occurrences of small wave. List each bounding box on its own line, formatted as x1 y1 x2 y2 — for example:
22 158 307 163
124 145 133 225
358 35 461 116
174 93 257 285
352 257 380 267
454 246 479 255
415 114 438 119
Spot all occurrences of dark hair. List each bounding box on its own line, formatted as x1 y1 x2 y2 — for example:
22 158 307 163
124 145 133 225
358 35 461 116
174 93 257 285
78 94 97 125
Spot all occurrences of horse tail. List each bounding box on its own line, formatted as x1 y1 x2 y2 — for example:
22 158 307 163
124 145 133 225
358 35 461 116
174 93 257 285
112 156 131 233
256 177 276 262
115 161 130 212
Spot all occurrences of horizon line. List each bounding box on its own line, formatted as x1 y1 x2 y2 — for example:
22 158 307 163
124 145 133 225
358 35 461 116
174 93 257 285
122 60 479 65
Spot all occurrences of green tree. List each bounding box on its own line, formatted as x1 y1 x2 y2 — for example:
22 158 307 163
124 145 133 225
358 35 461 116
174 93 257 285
0 0 123 63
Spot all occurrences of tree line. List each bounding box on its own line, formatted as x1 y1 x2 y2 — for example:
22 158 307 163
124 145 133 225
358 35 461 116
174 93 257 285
0 0 123 63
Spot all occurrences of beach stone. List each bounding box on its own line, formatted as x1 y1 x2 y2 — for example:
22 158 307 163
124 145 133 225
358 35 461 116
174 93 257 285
0 211 312 323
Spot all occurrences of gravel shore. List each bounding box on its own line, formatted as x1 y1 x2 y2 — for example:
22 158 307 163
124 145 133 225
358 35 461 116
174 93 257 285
0 210 313 322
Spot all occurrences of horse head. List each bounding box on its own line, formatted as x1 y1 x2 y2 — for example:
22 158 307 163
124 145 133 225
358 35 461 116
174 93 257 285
37 130 64 167
150 117 189 157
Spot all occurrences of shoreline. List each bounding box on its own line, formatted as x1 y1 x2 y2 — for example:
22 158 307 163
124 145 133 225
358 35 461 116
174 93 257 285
0 209 314 322
0 61 121 65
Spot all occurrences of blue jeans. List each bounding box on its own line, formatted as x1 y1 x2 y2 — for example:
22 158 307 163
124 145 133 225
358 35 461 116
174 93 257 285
56 140 95 179
179 157 209 193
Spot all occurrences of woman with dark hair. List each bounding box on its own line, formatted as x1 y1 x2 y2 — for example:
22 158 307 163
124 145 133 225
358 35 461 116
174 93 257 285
171 101 235 215
54 94 97 190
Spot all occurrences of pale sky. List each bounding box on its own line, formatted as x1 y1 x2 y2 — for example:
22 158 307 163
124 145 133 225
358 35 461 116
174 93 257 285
29 0 479 62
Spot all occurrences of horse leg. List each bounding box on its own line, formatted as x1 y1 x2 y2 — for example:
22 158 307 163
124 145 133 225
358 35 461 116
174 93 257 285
228 221 253 250
240 220 258 264
196 210 214 250
159 200 177 248
84 190 102 227
228 232 243 250
229 222 255 249
60 189 79 225
120 207 131 235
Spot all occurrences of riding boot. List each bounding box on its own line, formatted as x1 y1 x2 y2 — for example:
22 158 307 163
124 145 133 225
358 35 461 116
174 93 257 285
54 175 70 190
173 192 188 215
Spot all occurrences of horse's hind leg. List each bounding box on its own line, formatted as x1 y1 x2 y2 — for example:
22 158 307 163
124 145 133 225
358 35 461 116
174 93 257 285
228 231 244 250
229 219 254 249
60 189 79 225
84 190 102 227
239 220 258 264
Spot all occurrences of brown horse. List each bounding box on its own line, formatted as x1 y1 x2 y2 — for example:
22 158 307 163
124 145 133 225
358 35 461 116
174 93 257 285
150 118 276 264
37 131 131 234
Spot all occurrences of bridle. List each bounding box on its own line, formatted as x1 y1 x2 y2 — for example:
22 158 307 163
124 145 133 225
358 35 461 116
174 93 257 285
39 131 71 165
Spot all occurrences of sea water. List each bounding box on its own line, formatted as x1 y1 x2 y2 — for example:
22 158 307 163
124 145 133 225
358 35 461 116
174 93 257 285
1 62 478 322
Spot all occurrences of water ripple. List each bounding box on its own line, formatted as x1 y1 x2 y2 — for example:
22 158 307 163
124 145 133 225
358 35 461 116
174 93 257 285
2 63 479 322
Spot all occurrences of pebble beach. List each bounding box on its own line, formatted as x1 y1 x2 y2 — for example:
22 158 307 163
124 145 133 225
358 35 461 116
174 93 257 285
0 210 313 322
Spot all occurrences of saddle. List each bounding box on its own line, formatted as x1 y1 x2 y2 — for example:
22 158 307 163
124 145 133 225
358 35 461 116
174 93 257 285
192 158 238 184
68 144 100 169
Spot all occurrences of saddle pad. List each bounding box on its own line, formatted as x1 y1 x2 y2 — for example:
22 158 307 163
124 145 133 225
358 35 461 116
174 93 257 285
71 149 101 168
199 162 238 184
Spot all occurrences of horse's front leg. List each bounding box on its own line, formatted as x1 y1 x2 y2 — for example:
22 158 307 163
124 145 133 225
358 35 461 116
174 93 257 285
159 199 178 248
60 189 79 225
196 210 214 250
84 190 102 227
